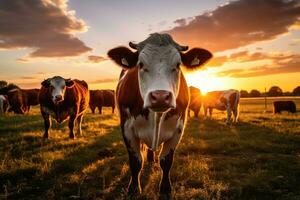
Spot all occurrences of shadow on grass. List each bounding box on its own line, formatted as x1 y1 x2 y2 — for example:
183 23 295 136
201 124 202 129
1 112 300 199
0 112 157 200
178 116 300 199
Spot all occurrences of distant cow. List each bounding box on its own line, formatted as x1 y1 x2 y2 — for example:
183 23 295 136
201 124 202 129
108 33 212 197
39 76 89 139
0 95 9 114
203 89 240 124
188 86 202 118
7 89 39 114
273 101 296 114
89 89 115 114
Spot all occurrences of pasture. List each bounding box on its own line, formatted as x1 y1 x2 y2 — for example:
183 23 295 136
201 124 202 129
0 97 300 199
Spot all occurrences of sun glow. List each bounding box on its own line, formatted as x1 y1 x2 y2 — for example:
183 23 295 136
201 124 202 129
184 70 231 94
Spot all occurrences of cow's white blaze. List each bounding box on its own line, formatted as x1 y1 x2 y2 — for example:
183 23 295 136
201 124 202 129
137 44 181 110
49 77 66 103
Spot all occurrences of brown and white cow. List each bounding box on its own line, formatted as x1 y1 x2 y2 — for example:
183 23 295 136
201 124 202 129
188 86 202 118
108 33 212 198
89 89 115 114
203 89 240 124
39 76 89 139
0 95 9 114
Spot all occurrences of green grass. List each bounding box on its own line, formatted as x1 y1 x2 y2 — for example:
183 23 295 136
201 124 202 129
0 97 300 199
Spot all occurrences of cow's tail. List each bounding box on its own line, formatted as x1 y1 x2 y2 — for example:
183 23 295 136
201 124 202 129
234 90 240 112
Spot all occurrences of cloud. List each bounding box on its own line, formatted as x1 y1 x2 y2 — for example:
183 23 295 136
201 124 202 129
20 76 36 80
166 0 300 52
217 55 300 78
87 55 107 63
0 0 92 58
90 78 118 84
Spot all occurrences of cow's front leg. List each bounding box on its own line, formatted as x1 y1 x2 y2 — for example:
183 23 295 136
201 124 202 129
204 106 208 119
159 118 184 199
122 123 143 196
226 106 232 125
209 108 213 118
68 114 77 139
232 108 238 123
98 106 102 114
76 114 83 136
41 111 51 139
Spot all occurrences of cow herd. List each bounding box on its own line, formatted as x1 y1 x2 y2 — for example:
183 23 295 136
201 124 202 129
0 33 297 198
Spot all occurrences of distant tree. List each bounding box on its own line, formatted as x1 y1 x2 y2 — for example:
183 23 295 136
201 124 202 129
240 90 249 98
293 86 300 96
0 80 7 88
249 89 261 97
268 86 283 97
283 91 292 96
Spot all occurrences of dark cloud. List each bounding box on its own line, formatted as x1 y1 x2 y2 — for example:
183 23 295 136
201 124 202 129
90 78 118 84
20 76 36 80
0 0 92 58
166 0 300 52
87 55 107 63
217 56 300 78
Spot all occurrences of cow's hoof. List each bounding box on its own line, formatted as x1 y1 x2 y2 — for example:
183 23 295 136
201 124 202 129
159 193 172 200
43 133 49 139
69 134 75 139
127 184 141 198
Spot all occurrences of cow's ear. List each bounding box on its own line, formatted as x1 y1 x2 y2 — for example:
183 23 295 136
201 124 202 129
41 79 50 88
65 79 75 88
107 46 138 69
181 48 212 69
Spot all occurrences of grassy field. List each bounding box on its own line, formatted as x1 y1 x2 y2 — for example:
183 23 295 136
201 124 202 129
0 97 300 200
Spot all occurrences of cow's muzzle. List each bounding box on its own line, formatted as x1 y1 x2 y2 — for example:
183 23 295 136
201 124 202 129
147 90 174 112
53 95 63 104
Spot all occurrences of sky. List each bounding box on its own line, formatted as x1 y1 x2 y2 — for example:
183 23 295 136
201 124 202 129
0 0 300 93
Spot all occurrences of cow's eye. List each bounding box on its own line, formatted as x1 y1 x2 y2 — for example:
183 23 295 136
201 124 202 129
176 63 181 68
139 62 144 69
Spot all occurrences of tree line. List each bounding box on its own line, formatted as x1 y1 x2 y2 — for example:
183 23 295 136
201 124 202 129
1 80 300 98
240 86 300 98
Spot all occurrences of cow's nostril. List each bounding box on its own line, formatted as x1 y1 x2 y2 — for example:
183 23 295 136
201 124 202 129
150 92 157 101
55 95 62 101
165 93 171 101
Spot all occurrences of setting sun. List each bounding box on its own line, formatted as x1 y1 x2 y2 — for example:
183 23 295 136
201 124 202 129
185 70 231 94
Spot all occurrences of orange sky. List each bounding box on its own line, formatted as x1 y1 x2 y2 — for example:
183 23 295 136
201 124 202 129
0 0 299 93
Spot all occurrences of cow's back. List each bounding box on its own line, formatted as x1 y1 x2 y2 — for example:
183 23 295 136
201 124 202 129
72 80 89 114
39 79 89 114
22 89 40 106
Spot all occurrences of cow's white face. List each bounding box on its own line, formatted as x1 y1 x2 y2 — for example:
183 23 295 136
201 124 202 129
42 76 74 104
107 33 213 113
49 77 66 104
138 44 181 111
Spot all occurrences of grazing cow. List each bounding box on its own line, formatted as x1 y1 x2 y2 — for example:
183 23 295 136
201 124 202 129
108 33 212 198
89 89 115 114
22 89 40 112
273 101 296 114
39 76 89 139
7 89 26 114
203 89 240 124
188 86 202 118
6 89 40 114
0 95 9 114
